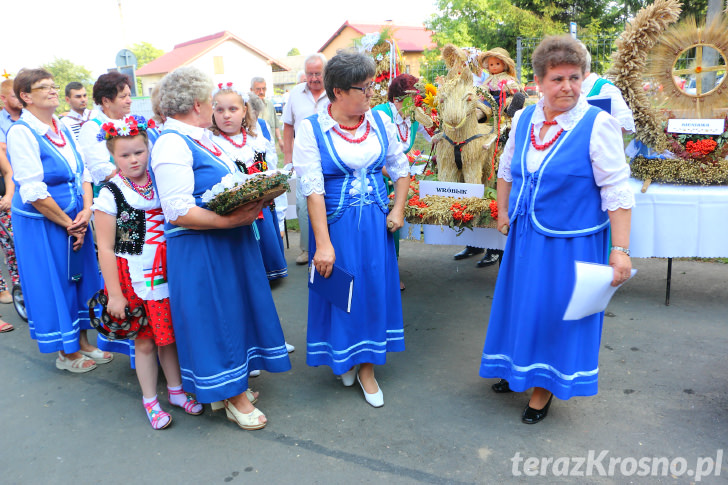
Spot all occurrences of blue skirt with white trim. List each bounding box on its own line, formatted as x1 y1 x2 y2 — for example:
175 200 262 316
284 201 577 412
253 206 287 280
479 211 609 400
12 211 100 354
307 203 404 375
166 225 291 403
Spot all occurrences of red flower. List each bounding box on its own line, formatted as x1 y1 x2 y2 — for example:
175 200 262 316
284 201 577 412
453 211 463 221
462 213 474 223
102 122 117 136
148 119 156 129
226 82 233 88
129 127 139 136
414 95 424 107
424 170 434 176
489 200 498 219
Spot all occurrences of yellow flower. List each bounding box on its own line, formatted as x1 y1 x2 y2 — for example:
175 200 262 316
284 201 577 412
424 83 437 96
423 92 437 107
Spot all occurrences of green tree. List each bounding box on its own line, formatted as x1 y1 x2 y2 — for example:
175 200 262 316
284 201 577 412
130 42 164 96
287 47 301 56
41 58 93 115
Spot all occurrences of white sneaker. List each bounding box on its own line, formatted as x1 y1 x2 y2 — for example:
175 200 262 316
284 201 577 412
249 370 261 377
285 342 295 353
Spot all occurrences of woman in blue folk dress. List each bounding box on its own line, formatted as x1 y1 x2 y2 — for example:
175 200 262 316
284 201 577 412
7 68 111 372
293 50 410 408
151 67 291 430
479 35 634 424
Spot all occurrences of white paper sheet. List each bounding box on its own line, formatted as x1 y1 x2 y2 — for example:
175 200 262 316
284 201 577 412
563 261 637 321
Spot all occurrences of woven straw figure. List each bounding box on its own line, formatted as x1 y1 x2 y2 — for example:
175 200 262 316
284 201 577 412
435 44 497 185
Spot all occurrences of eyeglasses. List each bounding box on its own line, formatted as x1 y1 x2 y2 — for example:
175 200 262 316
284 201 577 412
306 72 323 78
31 84 60 93
348 82 375 94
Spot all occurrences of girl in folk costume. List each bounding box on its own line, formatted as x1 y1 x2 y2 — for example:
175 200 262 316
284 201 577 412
210 82 287 281
93 115 203 430
477 48 526 117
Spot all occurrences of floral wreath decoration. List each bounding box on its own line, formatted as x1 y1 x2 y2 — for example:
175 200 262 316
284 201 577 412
96 115 156 142
212 81 249 105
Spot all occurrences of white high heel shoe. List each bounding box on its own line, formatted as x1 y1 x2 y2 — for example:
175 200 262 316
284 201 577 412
340 366 358 387
357 373 384 408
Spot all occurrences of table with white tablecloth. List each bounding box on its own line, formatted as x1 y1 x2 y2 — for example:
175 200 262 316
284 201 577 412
403 178 728 303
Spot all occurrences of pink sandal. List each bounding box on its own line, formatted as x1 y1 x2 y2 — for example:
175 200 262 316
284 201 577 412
144 398 172 430
168 388 204 416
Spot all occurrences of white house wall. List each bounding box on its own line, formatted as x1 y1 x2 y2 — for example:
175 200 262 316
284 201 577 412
189 41 274 92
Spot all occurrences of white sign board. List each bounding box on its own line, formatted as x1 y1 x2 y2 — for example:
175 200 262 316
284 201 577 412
570 22 577 39
667 119 725 135
419 181 484 199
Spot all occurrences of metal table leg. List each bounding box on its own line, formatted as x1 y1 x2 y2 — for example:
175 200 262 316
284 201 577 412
665 257 672 306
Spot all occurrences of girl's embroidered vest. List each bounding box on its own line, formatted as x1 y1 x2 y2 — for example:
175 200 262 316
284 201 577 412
371 103 418 154
158 130 233 238
308 111 390 224
102 182 145 254
508 104 609 237
9 121 84 218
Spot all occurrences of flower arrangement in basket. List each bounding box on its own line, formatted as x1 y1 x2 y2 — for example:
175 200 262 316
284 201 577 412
398 80 440 135
202 170 290 215
390 167 498 234
663 115 728 165
356 27 406 108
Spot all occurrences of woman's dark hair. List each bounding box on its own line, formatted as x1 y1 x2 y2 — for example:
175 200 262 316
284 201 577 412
531 35 586 79
387 74 418 102
13 68 54 107
324 48 376 102
92 71 131 106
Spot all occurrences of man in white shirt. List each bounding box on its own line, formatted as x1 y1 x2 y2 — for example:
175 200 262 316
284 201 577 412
251 77 284 152
60 82 97 142
283 53 329 265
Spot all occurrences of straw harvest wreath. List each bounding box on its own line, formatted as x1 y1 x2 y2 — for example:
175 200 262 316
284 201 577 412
202 170 290 215
607 0 728 187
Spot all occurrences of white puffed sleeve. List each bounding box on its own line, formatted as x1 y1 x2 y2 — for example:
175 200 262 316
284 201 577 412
496 109 523 182
590 112 635 211
78 122 115 184
292 119 325 196
150 133 197 221
91 185 117 216
6 124 51 203
377 112 409 182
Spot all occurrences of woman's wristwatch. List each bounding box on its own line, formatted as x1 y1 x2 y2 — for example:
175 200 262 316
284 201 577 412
611 246 630 256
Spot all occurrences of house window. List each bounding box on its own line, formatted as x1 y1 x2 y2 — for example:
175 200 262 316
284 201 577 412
405 65 411 74
214 56 224 74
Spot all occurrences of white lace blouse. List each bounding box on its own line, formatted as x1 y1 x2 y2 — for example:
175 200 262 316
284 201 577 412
497 96 635 211
7 110 92 204
293 107 410 196
78 110 117 184
150 117 237 221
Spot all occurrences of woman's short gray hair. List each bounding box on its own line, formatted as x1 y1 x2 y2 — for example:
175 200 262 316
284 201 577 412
246 91 264 117
324 48 375 102
531 35 586 79
157 66 212 118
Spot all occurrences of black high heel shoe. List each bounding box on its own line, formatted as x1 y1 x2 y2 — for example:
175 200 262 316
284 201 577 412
521 394 553 424
491 379 513 393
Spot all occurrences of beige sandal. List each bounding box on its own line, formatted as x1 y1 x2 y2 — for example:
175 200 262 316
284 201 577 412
55 353 97 373
224 400 266 430
211 389 258 412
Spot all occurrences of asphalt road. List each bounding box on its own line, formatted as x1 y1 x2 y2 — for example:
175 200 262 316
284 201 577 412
1 237 727 484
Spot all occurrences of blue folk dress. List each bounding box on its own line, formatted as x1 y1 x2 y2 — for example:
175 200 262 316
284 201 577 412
303 111 405 375
479 105 610 400
153 129 291 403
8 120 101 354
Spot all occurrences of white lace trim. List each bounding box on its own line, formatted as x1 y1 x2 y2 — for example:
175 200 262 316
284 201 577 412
300 173 325 196
89 162 115 185
497 161 513 182
19 182 50 204
387 153 410 182
161 195 196 222
601 184 635 211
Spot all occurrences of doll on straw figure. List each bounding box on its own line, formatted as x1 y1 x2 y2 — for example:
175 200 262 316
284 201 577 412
477 47 526 118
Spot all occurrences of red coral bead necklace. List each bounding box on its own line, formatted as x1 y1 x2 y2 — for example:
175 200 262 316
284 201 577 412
396 121 409 143
220 130 247 148
119 170 155 200
45 119 67 148
328 104 364 130
193 138 223 157
332 121 370 144
530 120 564 151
